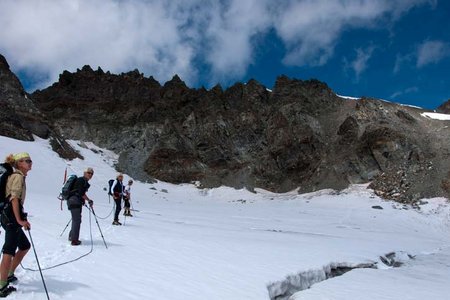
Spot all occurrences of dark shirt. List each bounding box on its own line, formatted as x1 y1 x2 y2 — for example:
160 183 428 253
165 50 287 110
112 180 123 194
70 176 90 199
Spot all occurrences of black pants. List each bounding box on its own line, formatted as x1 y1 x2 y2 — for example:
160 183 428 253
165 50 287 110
114 197 122 221
1 204 31 255
124 196 130 208
2 225 30 256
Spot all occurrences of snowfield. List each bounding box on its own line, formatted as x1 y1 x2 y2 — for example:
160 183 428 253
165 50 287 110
0 135 449 300
421 112 450 121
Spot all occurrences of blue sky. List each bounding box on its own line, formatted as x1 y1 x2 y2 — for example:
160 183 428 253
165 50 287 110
0 0 449 109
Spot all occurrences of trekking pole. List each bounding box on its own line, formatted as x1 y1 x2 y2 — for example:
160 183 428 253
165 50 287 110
131 199 137 215
59 218 72 237
86 205 108 249
27 230 50 300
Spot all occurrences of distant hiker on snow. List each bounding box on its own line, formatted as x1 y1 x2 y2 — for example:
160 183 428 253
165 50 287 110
111 173 124 225
123 179 133 217
67 167 94 246
0 153 33 296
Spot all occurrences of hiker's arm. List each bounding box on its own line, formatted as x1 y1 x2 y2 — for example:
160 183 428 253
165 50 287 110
11 197 30 230
82 194 93 206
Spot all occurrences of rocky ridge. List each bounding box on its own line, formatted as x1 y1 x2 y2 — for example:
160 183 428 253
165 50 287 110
1 54 450 202
437 99 450 114
0 54 79 159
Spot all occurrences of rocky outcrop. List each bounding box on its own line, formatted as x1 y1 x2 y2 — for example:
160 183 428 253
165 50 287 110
436 99 450 114
29 65 450 202
0 54 80 159
0 54 47 140
2 53 450 202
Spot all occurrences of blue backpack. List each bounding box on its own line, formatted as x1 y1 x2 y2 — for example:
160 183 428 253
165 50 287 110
59 175 77 200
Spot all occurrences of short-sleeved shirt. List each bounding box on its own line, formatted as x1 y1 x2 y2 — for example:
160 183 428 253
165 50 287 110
124 185 131 197
5 170 26 204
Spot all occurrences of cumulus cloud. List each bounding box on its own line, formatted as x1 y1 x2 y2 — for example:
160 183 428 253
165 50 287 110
274 1 380 66
201 0 272 85
0 0 199 89
0 0 436 91
416 40 450 68
273 0 433 67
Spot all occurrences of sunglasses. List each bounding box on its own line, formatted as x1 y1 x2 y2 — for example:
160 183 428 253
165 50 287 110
21 159 33 164
87 172 94 175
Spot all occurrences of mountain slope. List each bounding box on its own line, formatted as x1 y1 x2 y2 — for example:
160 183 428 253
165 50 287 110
1 136 450 300
2 53 450 201
31 66 450 202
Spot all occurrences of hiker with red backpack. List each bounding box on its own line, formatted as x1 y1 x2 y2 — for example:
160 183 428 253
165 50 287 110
66 167 94 246
0 153 32 297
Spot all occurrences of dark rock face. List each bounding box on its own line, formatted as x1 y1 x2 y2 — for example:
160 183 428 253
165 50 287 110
32 69 350 193
0 54 80 159
436 99 450 113
2 53 450 202
0 54 44 141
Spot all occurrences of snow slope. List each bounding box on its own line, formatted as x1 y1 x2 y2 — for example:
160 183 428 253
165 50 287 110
0 135 449 299
421 112 450 120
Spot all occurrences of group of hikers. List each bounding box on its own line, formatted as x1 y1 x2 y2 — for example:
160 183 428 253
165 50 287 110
110 173 134 225
66 169 134 245
0 152 134 297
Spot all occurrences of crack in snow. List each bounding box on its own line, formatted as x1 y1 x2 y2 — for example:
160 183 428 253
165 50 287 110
267 251 414 300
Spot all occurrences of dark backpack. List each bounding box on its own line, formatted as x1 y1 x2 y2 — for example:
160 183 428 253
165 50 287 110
0 163 14 211
108 179 114 196
59 175 77 200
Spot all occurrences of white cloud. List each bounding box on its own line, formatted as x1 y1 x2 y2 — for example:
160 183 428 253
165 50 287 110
273 0 433 67
393 53 414 73
416 40 450 68
350 46 375 79
390 86 419 99
0 0 436 91
0 0 200 89
202 0 272 85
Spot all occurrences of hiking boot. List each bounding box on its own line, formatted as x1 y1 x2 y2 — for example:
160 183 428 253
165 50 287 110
0 284 16 297
112 220 122 225
7 274 17 283
71 240 82 246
